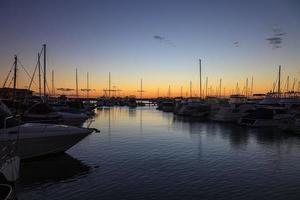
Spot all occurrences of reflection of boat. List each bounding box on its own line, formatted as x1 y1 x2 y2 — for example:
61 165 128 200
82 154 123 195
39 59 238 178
19 153 90 186
239 107 292 127
279 114 300 134
1 100 94 160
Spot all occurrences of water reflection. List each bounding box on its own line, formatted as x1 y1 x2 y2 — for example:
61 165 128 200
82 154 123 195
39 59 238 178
19 153 90 188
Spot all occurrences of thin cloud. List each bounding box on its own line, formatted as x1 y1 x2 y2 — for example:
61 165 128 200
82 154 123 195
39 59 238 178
57 88 74 92
153 35 176 47
266 28 287 49
233 41 239 47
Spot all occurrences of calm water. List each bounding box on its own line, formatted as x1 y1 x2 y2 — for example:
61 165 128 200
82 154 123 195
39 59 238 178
17 107 300 200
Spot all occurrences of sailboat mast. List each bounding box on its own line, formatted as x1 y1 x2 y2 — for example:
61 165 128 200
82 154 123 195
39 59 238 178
245 78 248 98
13 55 17 99
219 78 222 97
190 80 192 97
205 77 208 98
52 70 55 96
37 53 41 98
140 79 143 99
287 75 289 92
278 65 281 97
168 85 171 97
43 44 46 96
87 72 89 99
251 76 253 96
108 72 111 97
199 59 202 98
76 68 79 97
180 86 183 97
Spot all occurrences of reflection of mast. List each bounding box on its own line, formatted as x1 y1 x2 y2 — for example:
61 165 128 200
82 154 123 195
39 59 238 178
140 109 143 135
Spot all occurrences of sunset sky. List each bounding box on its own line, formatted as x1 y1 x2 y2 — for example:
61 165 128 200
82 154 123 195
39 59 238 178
0 0 299 97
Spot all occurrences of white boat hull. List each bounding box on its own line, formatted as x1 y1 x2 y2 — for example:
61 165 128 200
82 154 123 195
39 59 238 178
0 123 93 159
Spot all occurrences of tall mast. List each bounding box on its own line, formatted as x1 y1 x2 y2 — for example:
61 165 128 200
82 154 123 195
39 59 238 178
199 59 202 98
13 55 17 99
38 53 41 98
180 86 183 97
205 77 208 97
286 75 289 92
108 72 111 97
168 85 171 98
76 68 78 97
140 79 143 99
43 44 46 96
251 76 253 96
190 80 192 97
52 70 55 96
278 65 281 96
219 78 222 97
245 78 248 97
87 72 89 99
157 88 159 98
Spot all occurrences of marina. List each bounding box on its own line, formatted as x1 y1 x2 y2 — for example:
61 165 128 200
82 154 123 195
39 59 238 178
1 0 300 199
15 106 300 200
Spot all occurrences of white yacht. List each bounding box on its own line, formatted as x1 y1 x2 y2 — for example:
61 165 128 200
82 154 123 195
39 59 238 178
0 100 95 160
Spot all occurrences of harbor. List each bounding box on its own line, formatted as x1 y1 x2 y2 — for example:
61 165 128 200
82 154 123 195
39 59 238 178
1 0 300 199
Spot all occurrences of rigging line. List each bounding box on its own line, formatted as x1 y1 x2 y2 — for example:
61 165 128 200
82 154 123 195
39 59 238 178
7 76 14 89
2 62 15 88
28 59 39 90
17 59 38 85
